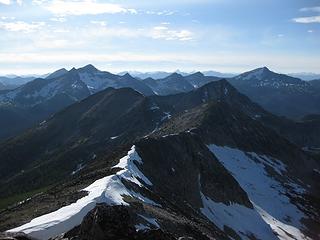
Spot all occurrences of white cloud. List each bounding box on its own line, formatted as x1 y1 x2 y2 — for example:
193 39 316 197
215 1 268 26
0 0 23 5
0 0 10 4
50 17 66 22
0 21 45 32
152 26 193 41
0 52 320 74
32 0 47 5
300 6 320 12
90 20 107 27
308 29 314 33
1 16 15 20
292 16 320 23
43 0 137 16
146 10 175 16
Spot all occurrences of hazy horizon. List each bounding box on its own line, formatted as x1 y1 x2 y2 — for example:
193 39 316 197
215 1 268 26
2 64 320 77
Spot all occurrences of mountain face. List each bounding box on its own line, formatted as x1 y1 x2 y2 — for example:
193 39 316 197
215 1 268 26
119 70 192 80
202 70 236 78
0 65 154 141
0 76 35 90
142 72 221 95
45 68 68 80
229 67 320 119
135 67 320 119
0 80 319 240
142 73 194 95
120 70 235 79
0 82 6 90
310 79 320 90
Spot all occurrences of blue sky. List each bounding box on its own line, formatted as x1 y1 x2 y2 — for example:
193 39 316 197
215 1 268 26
0 0 319 75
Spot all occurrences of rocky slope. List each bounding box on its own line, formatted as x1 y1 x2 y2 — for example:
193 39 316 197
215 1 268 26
0 79 319 239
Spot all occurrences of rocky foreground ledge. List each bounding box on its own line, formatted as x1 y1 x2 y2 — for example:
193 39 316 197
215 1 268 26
1 203 197 240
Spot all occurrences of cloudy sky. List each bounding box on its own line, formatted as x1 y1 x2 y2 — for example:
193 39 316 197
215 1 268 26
0 0 319 75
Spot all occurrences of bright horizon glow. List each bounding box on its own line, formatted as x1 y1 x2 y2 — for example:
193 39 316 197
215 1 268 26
0 0 320 75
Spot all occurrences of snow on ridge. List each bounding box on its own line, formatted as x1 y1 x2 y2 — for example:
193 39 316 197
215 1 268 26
8 146 156 240
207 144 310 240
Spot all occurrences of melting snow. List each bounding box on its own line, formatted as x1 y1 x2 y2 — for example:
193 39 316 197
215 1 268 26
207 144 310 240
8 146 156 240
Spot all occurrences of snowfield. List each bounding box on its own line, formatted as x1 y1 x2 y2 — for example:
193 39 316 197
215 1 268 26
7 146 156 240
207 144 310 240
7 144 312 240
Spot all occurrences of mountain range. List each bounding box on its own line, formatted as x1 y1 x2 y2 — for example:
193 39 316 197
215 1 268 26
119 70 236 79
0 76 36 90
0 65 155 140
1 65 320 145
0 77 319 240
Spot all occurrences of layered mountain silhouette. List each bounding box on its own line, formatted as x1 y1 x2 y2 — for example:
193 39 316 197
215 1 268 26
0 65 154 140
0 78 319 240
1 65 320 142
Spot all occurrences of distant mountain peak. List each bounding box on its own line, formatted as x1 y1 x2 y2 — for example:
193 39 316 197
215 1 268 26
79 64 99 73
189 71 204 77
167 72 183 78
251 66 271 74
122 72 133 78
70 67 77 72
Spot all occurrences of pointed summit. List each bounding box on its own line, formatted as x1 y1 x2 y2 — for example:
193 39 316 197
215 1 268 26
122 72 133 78
166 72 183 78
188 71 204 78
79 64 99 73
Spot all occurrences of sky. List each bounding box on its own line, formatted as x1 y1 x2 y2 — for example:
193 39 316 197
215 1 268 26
0 0 319 75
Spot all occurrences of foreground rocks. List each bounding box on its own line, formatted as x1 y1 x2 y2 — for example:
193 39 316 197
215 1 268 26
0 232 34 240
51 203 176 240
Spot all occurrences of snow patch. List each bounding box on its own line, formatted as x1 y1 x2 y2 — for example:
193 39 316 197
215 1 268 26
207 145 310 240
200 192 277 240
8 146 157 240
